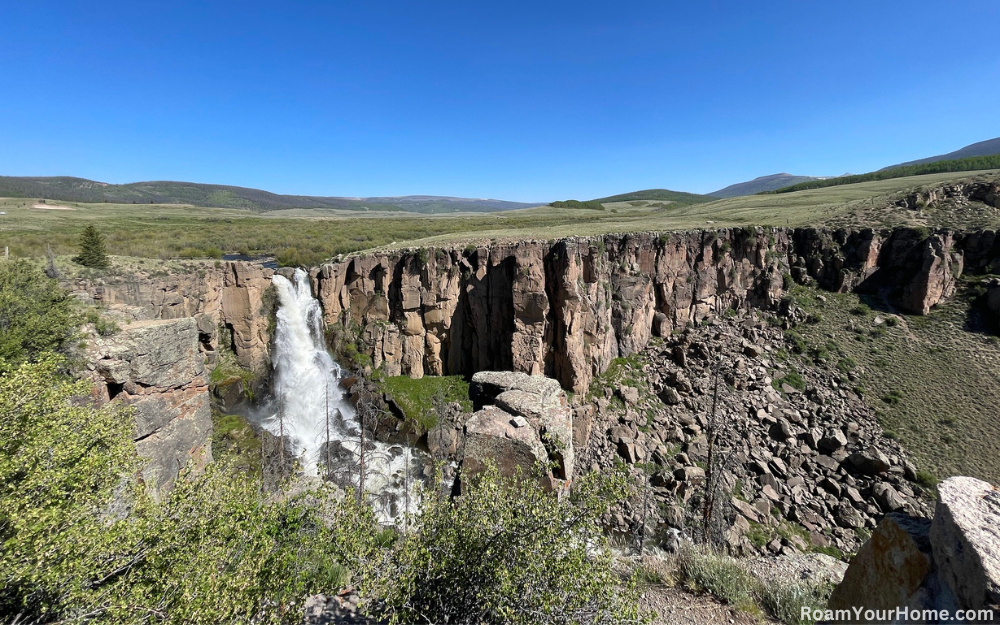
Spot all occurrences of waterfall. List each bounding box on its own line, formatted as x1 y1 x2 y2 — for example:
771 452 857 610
264 268 420 522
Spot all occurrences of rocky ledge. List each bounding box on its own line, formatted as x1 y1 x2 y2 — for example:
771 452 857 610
87 317 213 496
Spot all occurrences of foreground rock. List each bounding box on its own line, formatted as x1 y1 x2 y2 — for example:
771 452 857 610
829 476 1000 622
89 318 213 497
930 476 1000 611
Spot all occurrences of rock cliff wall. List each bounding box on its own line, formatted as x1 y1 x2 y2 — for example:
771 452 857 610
67 227 1000 397
87 318 213 497
313 227 1000 394
68 261 275 372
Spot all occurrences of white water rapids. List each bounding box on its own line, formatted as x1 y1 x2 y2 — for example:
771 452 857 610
260 269 421 522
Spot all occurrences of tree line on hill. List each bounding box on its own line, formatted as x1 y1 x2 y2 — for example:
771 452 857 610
765 155 1000 195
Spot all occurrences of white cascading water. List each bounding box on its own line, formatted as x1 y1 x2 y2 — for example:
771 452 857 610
263 268 420 522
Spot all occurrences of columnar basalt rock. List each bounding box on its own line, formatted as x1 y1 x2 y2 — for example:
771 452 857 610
89 318 213 498
221 261 274 371
316 227 1000 394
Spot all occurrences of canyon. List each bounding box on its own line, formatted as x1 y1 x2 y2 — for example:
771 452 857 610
74 225 1000 397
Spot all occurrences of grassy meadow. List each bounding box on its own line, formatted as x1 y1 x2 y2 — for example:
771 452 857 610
1 169 998 267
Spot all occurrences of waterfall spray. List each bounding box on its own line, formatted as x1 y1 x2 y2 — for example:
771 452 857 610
264 268 420 522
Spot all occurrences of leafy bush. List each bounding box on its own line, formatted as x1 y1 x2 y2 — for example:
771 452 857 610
0 356 351 623
0 260 78 362
346 464 646 625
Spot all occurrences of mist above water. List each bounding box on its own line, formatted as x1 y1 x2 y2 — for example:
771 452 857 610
261 268 421 521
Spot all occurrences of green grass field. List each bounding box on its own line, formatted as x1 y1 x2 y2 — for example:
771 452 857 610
2 169 998 266
785 282 1000 486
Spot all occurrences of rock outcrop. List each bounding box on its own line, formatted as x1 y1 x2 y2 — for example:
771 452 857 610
67 260 275 373
89 318 213 497
459 371 574 492
829 476 1000 623
220 261 275 371
315 227 1000 395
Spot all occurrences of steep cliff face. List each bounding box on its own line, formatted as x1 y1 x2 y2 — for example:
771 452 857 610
314 227 1000 395
89 318 212 497
67 261 275 372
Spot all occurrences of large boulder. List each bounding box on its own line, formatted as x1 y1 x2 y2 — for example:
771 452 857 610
828 514 933 621
461 372 574 491
829 476 1000 622
92 318 212 498
930 476 1000 611
460 406 553 490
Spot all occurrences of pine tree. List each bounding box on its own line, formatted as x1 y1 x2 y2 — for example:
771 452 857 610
72 225 109 269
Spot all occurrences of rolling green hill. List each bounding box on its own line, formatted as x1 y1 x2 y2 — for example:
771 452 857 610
0 176 539 214
766 155 1000 194
592 188 712 204
708 173 821 198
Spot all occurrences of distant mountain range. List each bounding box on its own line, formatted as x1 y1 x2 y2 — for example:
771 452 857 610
0 176 540 213
4 137 999 211
707 174 822 198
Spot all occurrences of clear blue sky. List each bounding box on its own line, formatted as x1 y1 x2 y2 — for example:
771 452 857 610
1 1 998 201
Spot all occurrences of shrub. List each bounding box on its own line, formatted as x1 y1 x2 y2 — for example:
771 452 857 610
773 369 806 392
784 330 807 354
915 470 939 489
836 357 856 374
881 389 904 406
0 260 78 363
0 356 353 623
346 464 645 625
849 303 871 316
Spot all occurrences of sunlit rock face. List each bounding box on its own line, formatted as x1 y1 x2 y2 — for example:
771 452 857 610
315 227 1000 394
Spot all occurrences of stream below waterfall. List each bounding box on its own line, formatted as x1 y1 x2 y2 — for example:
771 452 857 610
255 268 425 522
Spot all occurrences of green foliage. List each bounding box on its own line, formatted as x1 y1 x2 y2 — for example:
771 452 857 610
766 154 1000 194
212 411 262 474
345 464 645 625
773 369 806 392
0 356 351 623
0 260 78 363
86 310 120 336
592 188 712 205
73 224 110 268
676 545 831 625
380 375 472 433
849 303 871 316
784 329 807 354
549 199 606 211
881 389 904 405
915 469 939 489
836 357 857 374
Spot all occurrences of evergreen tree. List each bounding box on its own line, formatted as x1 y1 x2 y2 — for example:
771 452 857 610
72 225 109 268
